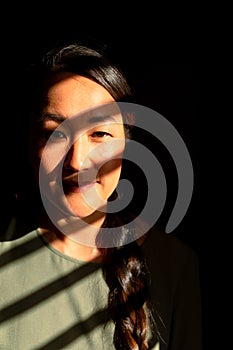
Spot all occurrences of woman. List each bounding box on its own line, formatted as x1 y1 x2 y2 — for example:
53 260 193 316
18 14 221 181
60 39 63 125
0 41 202 349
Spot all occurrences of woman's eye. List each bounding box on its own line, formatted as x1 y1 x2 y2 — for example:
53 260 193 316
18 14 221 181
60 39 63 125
52 130 67 139
43 130 67 141
91 131 111 138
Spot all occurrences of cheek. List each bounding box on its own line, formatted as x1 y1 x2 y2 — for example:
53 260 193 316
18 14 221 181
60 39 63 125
99 158 122 182
37 143 67 176
29 144 42 183
30 137 46 171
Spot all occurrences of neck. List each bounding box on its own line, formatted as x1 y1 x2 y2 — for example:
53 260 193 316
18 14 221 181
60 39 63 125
38 210 106 262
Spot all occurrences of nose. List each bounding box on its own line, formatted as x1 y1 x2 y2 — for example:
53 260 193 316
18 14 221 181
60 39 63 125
64 135 92 171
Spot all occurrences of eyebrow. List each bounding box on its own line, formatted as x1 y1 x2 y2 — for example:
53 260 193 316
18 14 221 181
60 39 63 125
39 113 66 123
88 115 117 123
39 113 118 124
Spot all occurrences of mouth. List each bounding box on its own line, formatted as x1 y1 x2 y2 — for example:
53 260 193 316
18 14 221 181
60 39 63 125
62 180 98 194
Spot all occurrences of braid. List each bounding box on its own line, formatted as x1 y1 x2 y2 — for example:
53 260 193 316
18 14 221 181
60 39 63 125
102 240 155 349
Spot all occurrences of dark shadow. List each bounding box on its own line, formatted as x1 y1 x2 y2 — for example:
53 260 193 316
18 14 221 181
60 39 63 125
0 231 44 268
36 309 110 350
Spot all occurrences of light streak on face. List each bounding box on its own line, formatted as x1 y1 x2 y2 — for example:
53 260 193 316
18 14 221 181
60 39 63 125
36 74 125 221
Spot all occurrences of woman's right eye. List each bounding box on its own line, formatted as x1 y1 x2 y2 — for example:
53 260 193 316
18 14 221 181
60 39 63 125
50 130 67 140
41 129 68 143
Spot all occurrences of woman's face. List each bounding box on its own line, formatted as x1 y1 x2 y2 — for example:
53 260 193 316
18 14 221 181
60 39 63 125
34 74 125 220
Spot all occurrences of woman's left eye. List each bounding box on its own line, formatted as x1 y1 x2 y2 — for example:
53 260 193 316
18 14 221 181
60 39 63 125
91 131 111 138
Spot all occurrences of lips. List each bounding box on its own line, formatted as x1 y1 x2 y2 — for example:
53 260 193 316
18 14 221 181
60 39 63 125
62 168 100 193
62 180 97 194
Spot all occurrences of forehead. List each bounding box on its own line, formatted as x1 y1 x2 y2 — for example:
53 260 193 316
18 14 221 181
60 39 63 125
46 74 115 117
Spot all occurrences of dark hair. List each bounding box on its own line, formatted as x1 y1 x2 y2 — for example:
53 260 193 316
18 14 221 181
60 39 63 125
26 42 157 349
27 43 131 113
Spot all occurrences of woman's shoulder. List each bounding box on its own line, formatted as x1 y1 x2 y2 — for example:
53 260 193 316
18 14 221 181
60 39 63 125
0 217 39 254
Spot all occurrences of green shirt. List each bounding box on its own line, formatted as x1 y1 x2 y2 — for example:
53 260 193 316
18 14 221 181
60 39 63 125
0 229 160 350
1 220 202 350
